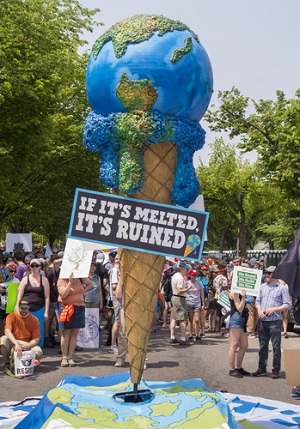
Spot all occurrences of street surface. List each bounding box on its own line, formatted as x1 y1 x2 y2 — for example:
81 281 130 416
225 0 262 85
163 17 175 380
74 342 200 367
1 325 300 405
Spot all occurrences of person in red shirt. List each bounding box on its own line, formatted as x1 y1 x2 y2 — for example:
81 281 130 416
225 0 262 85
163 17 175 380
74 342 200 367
0 300 42 375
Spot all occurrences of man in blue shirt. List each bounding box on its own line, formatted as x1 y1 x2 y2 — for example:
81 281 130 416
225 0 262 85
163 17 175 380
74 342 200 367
253 266 290 379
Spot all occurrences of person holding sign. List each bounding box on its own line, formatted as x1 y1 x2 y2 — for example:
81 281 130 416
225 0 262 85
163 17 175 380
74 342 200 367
0 300 42 377
228 289 250 377
253 266 290 379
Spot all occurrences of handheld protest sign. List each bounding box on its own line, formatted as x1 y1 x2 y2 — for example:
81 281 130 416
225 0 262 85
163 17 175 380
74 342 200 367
6 282 19 314
231 266 262 297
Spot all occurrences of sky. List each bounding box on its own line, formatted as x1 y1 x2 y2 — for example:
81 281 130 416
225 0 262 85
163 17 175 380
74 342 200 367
79 0 300 164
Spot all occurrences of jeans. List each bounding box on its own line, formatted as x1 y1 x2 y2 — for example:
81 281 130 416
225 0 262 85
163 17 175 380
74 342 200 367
258 318 282 371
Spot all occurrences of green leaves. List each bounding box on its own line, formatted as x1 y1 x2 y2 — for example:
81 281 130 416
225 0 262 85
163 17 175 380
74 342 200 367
0 0 105 242
205 87 300 199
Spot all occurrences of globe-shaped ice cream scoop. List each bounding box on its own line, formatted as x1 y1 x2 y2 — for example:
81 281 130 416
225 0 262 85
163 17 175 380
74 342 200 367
86 14 213 121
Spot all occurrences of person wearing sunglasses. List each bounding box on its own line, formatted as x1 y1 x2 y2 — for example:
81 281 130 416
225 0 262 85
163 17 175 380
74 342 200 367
253 266 290 379
17 259 50 349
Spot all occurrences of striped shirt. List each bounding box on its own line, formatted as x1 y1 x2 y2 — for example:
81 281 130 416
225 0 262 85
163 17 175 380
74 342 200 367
256 281 290 321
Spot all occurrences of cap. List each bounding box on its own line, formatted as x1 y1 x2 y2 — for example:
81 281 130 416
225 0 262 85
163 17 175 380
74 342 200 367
109 251 117 259
266 266 276 273
6 263 17 270
189 268 198 276
30 258 41 266
19 300 30 309
163 264 171 274
179 261 190 270
209 266 218 272
91 259 97 265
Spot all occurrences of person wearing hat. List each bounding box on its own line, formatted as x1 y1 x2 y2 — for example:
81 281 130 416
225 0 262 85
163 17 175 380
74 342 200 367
253 266 291 379
0 300 42 376
17 258 50 348
186 268 205 341
169 261 193 345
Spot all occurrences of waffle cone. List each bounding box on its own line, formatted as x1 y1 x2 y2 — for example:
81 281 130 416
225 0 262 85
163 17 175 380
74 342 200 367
117 141 177 385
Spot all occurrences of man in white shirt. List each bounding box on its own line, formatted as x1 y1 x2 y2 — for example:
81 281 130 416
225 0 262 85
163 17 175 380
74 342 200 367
169 261 193 345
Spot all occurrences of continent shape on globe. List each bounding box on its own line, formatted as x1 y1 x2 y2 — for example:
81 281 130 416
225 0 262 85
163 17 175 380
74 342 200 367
86 15 213 122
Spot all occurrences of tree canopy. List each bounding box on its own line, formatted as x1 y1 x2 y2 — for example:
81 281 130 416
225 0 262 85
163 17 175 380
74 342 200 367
205 87 300 199
0 0 106 245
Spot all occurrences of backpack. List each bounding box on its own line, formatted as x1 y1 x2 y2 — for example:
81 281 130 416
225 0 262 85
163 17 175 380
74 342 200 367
163 277 173 303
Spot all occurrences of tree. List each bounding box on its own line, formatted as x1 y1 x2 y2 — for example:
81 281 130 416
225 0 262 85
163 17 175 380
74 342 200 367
205 87 300 199
0 0 106 242
196 139 281 255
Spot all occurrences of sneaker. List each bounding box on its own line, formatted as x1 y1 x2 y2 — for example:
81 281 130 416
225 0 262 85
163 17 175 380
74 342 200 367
61 358 69 367
195 336 202 341
108 346 118 354
34 359 41 367
188 336 193 341
291 388 300 398
224 333 230 338
229 369 243 378
237 367 250 376
200 333 205 338
170 338 179 344
272 369 279 379
216 331 224 336
252 369 266 377
68 358 76 367
248 334 256 339
115 361 124 367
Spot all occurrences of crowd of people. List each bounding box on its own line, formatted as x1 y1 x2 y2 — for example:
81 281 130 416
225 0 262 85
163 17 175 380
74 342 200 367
0 249 296 396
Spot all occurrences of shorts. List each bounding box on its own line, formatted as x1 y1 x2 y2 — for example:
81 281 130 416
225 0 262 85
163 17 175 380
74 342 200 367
58 304 85 330
229 311 246 330
187 304 201 313
0 336 43 359
112 298 123 323
171 296 188 321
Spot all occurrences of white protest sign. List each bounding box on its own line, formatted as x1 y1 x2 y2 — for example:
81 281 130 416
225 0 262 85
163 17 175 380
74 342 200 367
231 266 262 296
6 233 32 252
14 350 35 377
77 308 100 348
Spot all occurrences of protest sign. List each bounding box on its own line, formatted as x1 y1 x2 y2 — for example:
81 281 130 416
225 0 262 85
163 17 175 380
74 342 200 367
77 308 100 348
6 282 19 314
231 266 262 296
68 189 209 262
217 290 231 311
14 350 35 377
6 234 32 252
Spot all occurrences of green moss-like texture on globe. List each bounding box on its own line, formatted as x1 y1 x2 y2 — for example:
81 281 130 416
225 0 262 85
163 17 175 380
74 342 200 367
92 14 199 59
171 37 193 63
116 73 158 112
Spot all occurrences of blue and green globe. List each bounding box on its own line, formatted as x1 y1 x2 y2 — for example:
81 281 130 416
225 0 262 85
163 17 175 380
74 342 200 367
86 15 213 121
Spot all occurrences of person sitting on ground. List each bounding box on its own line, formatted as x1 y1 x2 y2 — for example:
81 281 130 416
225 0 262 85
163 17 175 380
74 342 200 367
0 299 43 376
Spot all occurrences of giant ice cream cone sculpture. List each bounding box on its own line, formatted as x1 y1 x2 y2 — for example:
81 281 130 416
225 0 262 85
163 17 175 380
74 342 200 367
83 15 213 385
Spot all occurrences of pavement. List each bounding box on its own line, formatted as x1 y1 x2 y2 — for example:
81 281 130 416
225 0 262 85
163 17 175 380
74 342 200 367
1 325 300 405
